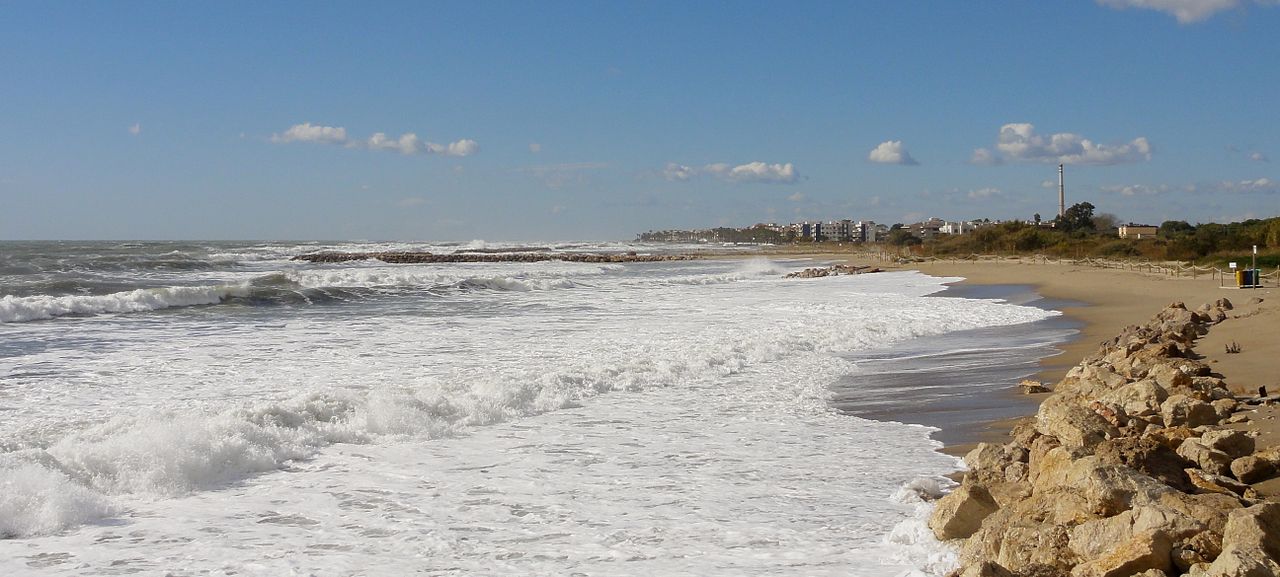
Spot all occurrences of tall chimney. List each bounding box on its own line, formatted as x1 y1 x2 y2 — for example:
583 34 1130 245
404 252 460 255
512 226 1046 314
1058 164 1065 218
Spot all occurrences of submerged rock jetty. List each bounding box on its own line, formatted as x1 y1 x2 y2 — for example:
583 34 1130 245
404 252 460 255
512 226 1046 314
292 251 697 264
931 298 1280 577
783 264 883 278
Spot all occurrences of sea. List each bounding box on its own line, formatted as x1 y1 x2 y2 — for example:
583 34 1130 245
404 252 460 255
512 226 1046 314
0 241 1068 576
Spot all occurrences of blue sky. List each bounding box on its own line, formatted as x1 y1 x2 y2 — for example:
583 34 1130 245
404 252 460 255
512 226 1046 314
2 1 1277 240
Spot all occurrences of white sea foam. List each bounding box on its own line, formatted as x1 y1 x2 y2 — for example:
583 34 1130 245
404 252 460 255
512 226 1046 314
0 284 250 323
0 257 1058 575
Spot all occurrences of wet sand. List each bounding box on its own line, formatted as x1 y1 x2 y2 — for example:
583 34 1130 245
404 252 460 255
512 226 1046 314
897 259 1279 461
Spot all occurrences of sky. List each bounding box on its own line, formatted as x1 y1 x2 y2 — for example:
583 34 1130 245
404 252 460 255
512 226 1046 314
2 0 1278 241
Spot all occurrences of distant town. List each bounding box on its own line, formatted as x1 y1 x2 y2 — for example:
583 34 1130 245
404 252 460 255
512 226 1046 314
636 213 1158 245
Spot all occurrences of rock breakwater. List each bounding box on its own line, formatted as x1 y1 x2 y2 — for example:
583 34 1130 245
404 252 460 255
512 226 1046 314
292 251 697 264
783 264 882 278
930 298 1280 577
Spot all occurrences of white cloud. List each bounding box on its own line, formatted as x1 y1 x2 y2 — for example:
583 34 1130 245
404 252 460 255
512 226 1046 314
128 123 141 136
529 142 543 154
367 132 422 155
981 123 1152 166
967 187 1002 200
666 161 799 184
1040 179 1056 188
1250 152 1269 162
272 123 477 157
663 163 697 181
271 122 348 144
724 162 799 184
868 140 919 165
1216 178 1277 193
1095 0 1250 23
1100 183 1173 196
970 148 1002 166
787 192 806 202
427 139 479 157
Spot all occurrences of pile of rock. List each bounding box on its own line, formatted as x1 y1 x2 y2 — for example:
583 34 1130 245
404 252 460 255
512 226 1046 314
930 298 1280 577
292 252 696 264
783 264 882 278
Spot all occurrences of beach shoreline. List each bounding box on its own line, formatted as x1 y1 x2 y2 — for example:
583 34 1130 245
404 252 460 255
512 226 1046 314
750 249 1280 463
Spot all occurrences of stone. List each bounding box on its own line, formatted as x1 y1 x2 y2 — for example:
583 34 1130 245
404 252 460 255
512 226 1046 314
1173 531 1224 573
1178 438 1235 476
1070 530 1173 577
1101 380 1169 419
1186 468 1251 497
1070 505 1206 559
1094 436 1193 492
1020 379 1052 394
929 483 999 540
1201 430 1256 460
1219 503 1280 561
1037 395 1121 451
1202 548 1279 576
1230 455 1277 484
1163 395 1221 428
957 561 1014 577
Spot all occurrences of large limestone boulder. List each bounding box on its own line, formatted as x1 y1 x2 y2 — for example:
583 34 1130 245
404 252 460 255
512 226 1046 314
1101 380 1169 419
1220 503 1280 560
1178 437 1235 477
1230 455 1277 484
1033 453 1173 517
1155 491 1242 536
957 561 1014 577
1201 430 1256 461
961 505 1077 575
1094 436 1193 492
1070 530 1173 577
1070 505 1207 559
1037 395 1121 451
1162 395 1221 428
929 483 999 540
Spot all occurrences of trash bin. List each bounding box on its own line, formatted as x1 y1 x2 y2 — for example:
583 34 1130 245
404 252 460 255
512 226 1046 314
1237 270 1247 287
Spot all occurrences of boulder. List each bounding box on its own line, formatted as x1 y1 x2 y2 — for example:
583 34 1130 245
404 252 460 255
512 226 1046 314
1201 548 1279 576
1162 395 1221 428
1020 379 1052 394
1070 530 1173 577
1219 503 1280 560
1070 505 1207 559
1101 380 1169 419
1034 454 1173 517
1037 395 1121 451
1094 436 1193 492
929 483 999 540
1154 491 1242 535
1173 531 1224 573
957 561 1014 577
1230 455 1277 484
1200 430 1256 461
1178 438 1235 477
1185 468 1251 497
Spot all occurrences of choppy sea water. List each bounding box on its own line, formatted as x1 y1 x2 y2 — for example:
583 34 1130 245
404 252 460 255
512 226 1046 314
0 241 1059 576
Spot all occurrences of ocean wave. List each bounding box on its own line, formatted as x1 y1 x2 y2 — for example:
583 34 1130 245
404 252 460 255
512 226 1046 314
0 285 251 323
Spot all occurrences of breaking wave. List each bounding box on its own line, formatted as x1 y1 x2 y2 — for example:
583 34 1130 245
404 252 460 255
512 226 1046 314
0 285 252 323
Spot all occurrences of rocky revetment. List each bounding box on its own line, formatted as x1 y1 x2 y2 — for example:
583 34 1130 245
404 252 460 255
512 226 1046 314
930 298 1280 577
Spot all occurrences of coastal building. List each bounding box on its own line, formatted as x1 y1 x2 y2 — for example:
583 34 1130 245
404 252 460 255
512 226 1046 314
908 218 946 240
1118 223 1158 239
939 221 973 235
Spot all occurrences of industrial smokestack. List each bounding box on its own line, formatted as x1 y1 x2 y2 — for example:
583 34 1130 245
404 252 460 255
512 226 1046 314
1058 164 1065 218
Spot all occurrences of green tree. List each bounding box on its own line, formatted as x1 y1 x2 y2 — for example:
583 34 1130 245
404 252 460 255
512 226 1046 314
1055 202 1096 233
1159 220 1194 238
